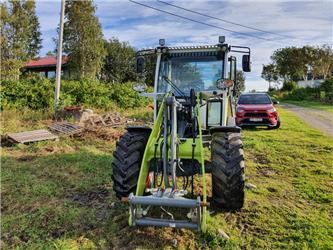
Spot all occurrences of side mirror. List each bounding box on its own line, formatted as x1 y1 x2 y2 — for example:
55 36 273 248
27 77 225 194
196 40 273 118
136 57 145 74
133 83 147 93
273 100 279 105
242 55 251 72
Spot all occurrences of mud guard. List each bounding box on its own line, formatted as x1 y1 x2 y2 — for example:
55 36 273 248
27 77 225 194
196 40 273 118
209 125 241 134
126 126 152 134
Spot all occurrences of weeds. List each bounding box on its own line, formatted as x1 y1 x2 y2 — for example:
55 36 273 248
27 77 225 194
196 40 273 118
1 107 332 249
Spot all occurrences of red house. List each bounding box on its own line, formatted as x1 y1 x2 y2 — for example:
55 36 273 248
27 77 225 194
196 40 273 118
23 55 70 79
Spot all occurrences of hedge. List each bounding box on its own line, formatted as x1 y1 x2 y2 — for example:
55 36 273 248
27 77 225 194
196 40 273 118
0 75 150 110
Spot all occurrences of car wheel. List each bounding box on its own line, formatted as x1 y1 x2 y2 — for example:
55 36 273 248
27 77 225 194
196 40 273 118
269 118 280 130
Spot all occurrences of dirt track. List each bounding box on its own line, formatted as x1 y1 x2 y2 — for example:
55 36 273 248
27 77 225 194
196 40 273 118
281 103 333 138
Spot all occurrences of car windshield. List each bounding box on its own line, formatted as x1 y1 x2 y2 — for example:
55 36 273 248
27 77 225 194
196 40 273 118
238 94 272 104
157 55 223 94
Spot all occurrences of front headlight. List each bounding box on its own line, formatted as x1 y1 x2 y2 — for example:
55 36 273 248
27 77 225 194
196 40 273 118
267 107 276 113
237 107 245 113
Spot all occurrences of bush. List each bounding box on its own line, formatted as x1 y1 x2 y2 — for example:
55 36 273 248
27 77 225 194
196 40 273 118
320 78 333 104
1 75 54 110
1 75 150 110
109 82 149 108
283 87 320 101
281 81 297 91
61 78 114 109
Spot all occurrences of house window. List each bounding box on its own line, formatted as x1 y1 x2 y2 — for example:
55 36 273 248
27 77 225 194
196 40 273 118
48 71 56 78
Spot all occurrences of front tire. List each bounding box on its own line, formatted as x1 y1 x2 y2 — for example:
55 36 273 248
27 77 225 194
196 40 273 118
112 130 150 199
211 132 245 210
269 118 281 130
274 118 281 129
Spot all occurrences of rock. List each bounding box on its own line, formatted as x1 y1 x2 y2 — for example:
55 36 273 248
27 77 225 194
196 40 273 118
79 110 94 123
218 229 230 239
245 183 257 190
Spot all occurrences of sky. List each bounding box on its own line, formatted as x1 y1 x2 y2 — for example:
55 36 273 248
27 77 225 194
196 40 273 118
35 0 333 91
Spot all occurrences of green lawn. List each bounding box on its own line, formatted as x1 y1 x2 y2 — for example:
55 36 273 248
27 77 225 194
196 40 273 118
284 100 333 113
1 108 333 249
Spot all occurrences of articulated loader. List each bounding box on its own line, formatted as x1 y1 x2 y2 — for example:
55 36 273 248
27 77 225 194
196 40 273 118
112 36 251 232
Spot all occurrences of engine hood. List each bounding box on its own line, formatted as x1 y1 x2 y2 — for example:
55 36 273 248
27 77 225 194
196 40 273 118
237 104 273 111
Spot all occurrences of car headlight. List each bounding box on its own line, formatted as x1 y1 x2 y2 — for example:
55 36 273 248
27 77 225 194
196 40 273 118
236 107 245 113
267 107 276 113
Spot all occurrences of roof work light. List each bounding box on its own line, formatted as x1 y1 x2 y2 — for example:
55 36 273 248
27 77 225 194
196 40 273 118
159 39 165 46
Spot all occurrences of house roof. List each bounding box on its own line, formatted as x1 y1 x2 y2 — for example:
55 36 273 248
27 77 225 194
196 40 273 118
25 56 69 68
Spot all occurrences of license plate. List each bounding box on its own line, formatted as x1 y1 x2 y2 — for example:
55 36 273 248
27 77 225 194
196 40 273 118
250 118 263 122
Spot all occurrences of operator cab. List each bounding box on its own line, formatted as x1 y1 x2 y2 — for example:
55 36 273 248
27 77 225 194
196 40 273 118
135 37 251 130
157 50 224 95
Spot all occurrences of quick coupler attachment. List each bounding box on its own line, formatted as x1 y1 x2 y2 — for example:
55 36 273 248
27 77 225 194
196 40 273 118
127 188 205 231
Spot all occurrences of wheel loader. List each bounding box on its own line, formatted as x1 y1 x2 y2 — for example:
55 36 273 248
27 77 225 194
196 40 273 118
112 36 251 232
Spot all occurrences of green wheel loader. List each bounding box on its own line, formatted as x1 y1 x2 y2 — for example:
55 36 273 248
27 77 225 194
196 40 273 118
112 36 251 232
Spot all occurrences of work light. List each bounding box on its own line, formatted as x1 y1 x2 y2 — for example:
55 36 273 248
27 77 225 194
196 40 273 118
159 39 165 46
219 36 225 44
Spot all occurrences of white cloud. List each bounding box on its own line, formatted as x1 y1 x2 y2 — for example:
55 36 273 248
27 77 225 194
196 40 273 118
36 0 333 91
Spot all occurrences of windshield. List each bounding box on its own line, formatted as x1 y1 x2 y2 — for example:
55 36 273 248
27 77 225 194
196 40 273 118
238 94 272 104
157 55 223 94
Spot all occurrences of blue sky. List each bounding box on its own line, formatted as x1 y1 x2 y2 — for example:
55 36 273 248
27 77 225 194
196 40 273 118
36 0 333 91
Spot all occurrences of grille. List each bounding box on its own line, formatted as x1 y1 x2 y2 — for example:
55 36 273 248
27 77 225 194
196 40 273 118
242 118 271 124
244 112 268 117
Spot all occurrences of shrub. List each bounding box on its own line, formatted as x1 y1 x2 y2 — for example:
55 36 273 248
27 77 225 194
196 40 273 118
281 81 297 91
109 82 149 108
1 75 150 110
61 78 114 109
283 87 320 101
320 77 333 104
1 75 54 110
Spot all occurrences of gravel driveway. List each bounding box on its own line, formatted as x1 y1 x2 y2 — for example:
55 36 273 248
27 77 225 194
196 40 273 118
281 103 333 138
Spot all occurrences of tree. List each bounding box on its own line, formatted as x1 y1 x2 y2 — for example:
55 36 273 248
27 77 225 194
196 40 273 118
1 0 42 80
312 45 333 80
233 70 245 97
46 51 55 57
271 47 305 82
101 38 136 83
261 63 279 90
63 0 106 79
267 45 333 87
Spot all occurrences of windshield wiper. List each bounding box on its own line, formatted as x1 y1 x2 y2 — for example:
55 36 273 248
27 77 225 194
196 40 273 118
162 76 187 98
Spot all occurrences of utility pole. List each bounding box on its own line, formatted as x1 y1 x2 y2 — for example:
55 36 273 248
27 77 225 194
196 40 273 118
55 0 65 111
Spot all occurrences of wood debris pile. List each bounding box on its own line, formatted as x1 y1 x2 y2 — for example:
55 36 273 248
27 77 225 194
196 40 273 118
83 112 131 129
49 112 132 137
48 122 84 136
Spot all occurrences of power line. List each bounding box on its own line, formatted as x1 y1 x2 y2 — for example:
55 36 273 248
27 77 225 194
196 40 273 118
129 0 273 42
157 0 295 39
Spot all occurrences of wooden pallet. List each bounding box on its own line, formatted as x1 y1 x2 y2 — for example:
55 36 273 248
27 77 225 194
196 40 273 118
48 122 83 135
7 129 59 144
85 113 128 128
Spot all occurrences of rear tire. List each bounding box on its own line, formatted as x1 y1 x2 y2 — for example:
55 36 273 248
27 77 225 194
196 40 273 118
211 132 245 210
112 130 150 199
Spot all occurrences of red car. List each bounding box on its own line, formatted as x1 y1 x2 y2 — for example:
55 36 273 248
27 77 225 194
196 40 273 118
236 93 280 129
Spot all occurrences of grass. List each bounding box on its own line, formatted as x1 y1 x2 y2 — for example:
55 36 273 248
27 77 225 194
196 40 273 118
283 100 333 113
1 107 333 249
